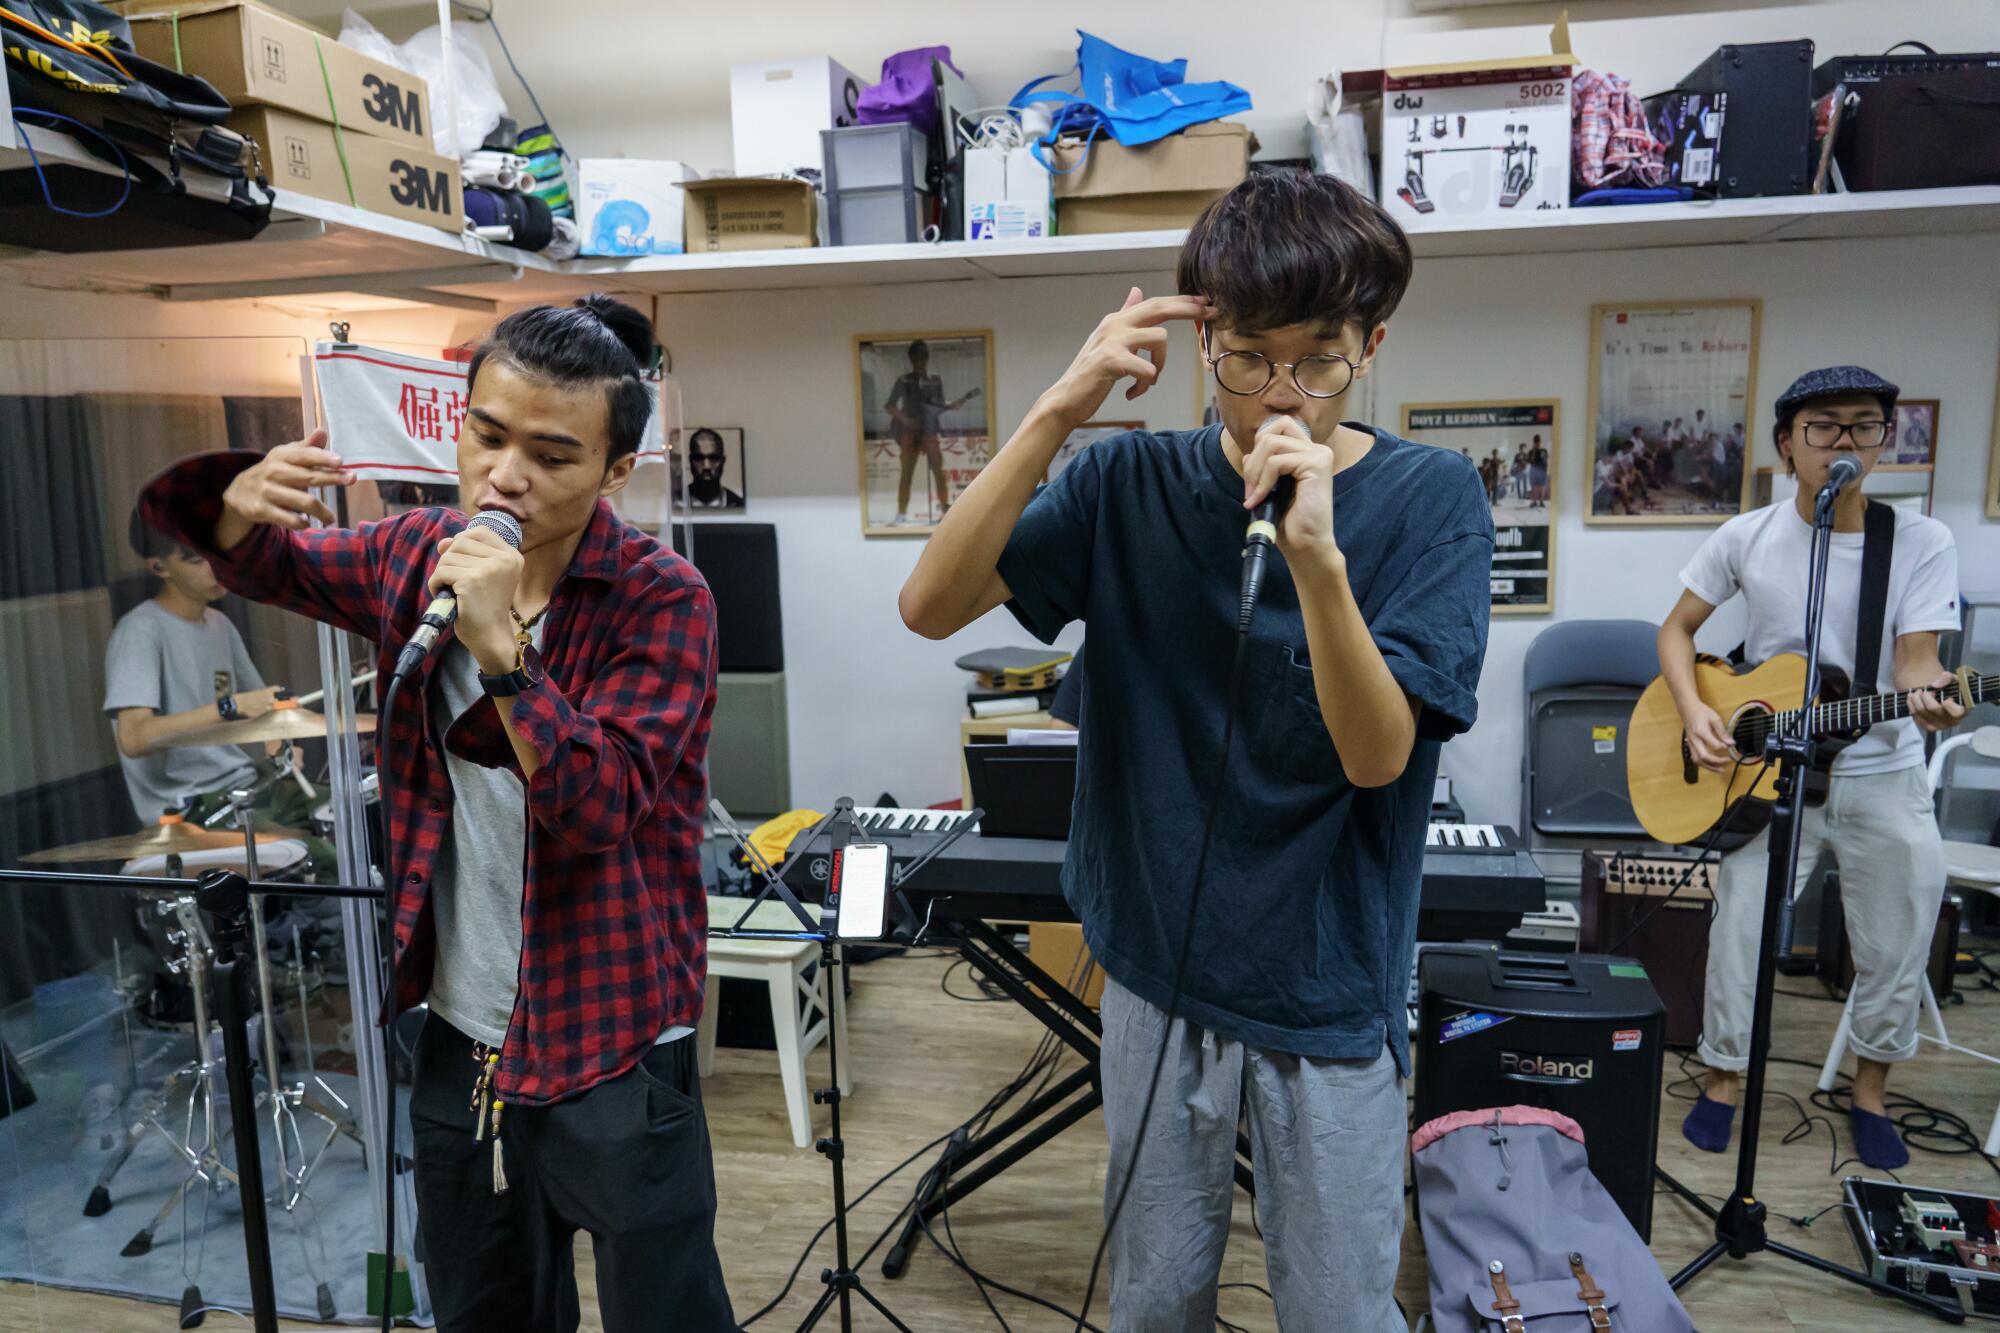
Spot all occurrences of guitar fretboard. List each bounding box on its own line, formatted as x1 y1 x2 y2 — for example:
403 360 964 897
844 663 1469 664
1735 671 1997 747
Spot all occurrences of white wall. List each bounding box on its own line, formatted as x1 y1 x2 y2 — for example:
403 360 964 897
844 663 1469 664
5 0 1997 820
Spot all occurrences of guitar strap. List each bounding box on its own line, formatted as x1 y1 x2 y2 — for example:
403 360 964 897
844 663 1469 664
1852 500 1896 703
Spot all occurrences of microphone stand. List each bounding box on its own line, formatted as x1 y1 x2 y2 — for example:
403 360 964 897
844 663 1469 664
705 798 980 1332
1652 479 1961 1323
0 869 382 1332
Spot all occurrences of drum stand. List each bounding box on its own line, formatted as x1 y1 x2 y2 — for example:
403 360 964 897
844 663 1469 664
84 777 356 1321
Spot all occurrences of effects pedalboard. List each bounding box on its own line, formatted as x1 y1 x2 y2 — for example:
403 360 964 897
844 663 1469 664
1843 1177 2000 1318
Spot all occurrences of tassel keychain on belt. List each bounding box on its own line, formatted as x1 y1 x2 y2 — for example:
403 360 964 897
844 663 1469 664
470 1045 508 1194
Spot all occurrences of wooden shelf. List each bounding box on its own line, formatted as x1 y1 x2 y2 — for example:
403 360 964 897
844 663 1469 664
6 122 2000 306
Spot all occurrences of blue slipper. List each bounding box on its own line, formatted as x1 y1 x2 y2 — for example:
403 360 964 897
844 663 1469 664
1851 1108 1910 1169
1682 1093 1735 1153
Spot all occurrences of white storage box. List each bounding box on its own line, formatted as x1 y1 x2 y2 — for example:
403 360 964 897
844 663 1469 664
964 144 1051 242
731 57 864 178
576 159 699 256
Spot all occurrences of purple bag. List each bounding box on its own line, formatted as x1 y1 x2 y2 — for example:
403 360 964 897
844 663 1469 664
857 46 962 137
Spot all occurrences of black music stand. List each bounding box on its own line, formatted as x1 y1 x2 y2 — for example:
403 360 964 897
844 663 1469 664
707 797 981 1333
1650 485 1961 1324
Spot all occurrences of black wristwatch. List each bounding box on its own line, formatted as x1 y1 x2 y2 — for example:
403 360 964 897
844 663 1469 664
217 693 240 721
479 645 545 698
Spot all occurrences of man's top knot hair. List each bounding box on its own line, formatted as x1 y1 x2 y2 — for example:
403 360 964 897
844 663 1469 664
466 292 657 462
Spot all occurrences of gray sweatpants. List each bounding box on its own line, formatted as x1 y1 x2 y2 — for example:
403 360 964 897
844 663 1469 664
1098 975 1408 1333
1700 764 1946 1071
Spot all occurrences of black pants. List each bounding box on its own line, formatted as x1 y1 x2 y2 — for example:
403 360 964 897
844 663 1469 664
410 1015 737 1332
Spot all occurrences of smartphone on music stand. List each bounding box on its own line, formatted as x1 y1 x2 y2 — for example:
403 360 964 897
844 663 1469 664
828 842 890 940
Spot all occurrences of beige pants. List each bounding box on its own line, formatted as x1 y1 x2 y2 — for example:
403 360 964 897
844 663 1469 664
1700 764 1946 1071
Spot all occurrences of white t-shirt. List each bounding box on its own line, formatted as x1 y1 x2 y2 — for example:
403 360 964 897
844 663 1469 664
1680 501 1960 775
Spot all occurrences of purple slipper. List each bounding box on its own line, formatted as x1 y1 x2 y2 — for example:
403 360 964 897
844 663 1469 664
1851 1108 1910 1169
1682 1093 1735 1153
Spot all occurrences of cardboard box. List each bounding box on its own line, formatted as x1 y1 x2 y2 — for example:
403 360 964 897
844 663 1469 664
681 177 817 253
730 57 864 178
576 159 698 256
1047 122 1253 234
964 144 1051 241
1359 17 1576 230
126 2 432 152
229 107 462 232
1644 90 1726 192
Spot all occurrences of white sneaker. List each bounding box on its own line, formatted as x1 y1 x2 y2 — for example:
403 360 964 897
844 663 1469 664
889 513 915 526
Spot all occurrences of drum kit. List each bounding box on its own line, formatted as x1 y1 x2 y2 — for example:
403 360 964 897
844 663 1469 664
21 699 378 1317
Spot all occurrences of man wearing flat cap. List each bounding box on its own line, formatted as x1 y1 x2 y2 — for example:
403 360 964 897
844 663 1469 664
1655 365 1965 1170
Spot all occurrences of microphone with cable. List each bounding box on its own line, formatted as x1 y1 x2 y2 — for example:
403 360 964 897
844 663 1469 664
1238 415 1300 633
1813 453 1862 520
391 509 524 681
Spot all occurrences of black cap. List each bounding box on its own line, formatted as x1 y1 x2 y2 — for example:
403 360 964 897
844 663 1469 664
1775 365 1899 426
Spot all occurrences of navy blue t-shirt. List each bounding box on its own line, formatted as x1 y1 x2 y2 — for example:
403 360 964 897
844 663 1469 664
997 423 1492 1073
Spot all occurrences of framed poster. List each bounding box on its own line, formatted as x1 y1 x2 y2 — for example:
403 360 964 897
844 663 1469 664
855 330 994 535
1050 420 1143 480
1585 300 1759 525
683 426 748 509
1403 400 1559 615
1881 398 1937 470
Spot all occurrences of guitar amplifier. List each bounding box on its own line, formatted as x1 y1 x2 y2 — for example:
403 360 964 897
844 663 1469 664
1815 874 1961 1003
1678 40 1816 197
1578 851 1715 1048
1812 53 2000 191
1414 945 1666 1240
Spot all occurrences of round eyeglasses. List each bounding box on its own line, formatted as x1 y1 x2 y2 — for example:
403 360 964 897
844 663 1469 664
1205 347 1358 399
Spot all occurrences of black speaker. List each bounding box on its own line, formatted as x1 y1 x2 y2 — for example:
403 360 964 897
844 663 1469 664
669 522 783 673
1679 39 1817 197
1415 945 1666 1239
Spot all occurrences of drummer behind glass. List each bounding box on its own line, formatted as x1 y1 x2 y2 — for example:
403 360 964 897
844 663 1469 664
104 507 287 823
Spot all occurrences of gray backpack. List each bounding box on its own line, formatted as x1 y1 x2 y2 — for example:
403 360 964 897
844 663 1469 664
1413 1106 1695 1333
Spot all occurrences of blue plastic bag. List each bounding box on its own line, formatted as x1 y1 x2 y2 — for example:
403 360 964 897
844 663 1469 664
1012 29 1251 162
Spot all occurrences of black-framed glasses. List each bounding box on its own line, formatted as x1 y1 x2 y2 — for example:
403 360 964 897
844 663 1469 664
1204 346 1358 399
1799 419 1890 450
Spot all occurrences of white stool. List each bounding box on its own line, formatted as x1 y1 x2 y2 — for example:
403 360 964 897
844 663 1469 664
697 893 850 1149
1816 727 2000 1153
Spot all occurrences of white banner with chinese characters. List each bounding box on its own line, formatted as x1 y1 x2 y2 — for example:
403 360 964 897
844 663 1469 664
312 342 667 485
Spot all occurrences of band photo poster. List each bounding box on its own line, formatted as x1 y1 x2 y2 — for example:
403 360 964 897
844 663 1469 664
1586 299 1760 526
1402 400 1559 615
855 330 994 536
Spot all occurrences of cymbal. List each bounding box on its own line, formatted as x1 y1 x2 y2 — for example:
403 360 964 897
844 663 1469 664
22 819 313 865
166 704 378 749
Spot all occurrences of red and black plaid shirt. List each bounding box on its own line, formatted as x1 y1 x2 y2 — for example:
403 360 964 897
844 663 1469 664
142 452 717 1105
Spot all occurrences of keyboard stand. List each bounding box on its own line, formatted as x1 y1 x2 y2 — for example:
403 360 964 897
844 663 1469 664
879 917 1257 1280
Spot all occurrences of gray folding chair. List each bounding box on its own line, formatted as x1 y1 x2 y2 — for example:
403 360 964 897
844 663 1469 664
1520 619 1661 856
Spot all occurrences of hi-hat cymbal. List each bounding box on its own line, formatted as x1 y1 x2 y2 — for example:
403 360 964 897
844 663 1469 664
22 819 313 864
166 704 378 749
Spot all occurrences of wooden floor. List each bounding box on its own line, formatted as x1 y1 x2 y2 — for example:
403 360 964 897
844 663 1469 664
6 949 1999 1332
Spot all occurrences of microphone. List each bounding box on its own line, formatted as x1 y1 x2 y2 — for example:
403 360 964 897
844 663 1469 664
1238 415 1299 633
1814 454 1862 517
391 509 524 681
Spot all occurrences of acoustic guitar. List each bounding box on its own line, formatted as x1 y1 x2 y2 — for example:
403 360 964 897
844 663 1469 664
1627 654 1995 847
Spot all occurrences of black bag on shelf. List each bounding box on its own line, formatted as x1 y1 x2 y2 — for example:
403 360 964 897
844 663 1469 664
3 0 272 246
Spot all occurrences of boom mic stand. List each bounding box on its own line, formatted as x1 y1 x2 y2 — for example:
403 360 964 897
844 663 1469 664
0 867 383 1333
707 798 981 1332
1650 483 1961 1324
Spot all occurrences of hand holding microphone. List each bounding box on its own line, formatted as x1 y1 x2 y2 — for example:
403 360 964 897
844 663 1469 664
393 510 524 680
1239 414 1335 631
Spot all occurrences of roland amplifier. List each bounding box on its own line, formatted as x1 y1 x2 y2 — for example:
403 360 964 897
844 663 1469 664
1415 945 1666 1239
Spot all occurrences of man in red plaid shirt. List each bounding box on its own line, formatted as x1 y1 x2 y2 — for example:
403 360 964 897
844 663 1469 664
139 296 735 1331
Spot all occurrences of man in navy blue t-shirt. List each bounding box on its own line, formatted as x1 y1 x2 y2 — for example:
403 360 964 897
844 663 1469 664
901 172 1492 1331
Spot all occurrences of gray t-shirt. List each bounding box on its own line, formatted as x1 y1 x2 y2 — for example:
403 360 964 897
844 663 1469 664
425 627 690 1050
103 600 264 822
